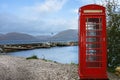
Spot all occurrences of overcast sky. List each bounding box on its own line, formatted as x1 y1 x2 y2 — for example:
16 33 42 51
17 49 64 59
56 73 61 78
0 0 112 35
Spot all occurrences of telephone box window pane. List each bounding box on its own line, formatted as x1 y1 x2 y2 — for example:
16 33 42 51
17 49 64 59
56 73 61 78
86 18 102 30
86 54 102 67
95 24 102 30
86 31 102 36
86 55 97 61
87 50 102 54
86 48 102 67
86 55 102 62
86 37 101 42
86 43 101 48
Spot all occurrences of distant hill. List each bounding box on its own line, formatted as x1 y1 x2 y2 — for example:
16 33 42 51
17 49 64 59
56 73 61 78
50 29 78 42
36 35 51 40
0 34 3 36
0 32 37 40
0 29 78 42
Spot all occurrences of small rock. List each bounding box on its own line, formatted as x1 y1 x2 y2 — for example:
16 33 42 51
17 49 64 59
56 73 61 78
115 67 120 77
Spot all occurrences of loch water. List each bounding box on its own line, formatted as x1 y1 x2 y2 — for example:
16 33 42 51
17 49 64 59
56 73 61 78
7 46 78 64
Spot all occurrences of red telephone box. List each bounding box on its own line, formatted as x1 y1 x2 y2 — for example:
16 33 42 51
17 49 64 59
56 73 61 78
78 4 108 80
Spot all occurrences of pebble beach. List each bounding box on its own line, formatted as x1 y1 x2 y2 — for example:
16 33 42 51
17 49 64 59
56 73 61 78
0 55 119 80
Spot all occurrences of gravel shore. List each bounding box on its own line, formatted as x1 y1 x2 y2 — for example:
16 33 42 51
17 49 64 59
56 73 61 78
0 55 119 80
0 55 78 80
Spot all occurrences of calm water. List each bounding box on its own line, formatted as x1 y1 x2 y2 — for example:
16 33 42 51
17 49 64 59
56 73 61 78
7 46 78 64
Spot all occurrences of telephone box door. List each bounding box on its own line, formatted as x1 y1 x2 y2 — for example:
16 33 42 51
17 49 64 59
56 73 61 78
84 16 105 76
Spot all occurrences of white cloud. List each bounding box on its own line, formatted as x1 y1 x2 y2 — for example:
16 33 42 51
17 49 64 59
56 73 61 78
20 0 67 20
40 18 77 31
23 0 67 13
0 12 78 35
0 0 79 35
75 0 110 5
71 8 79 14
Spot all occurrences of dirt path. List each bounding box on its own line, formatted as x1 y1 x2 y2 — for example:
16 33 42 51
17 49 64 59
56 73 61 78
0 55 119 80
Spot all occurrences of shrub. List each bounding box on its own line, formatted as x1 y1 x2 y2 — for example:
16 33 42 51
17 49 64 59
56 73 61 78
26 55 38 60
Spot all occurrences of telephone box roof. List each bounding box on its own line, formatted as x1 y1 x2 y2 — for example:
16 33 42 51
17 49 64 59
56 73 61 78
79 4 105 14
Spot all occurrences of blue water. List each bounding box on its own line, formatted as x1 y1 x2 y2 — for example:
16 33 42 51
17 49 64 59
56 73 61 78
7 46 78 64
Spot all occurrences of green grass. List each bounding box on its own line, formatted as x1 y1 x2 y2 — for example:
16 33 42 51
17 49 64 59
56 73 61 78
108 68 116 73
26 55 38 60
42 58 58 63
70 62 78 66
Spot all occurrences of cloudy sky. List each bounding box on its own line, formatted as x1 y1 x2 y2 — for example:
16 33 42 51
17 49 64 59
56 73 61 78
0 0 105 35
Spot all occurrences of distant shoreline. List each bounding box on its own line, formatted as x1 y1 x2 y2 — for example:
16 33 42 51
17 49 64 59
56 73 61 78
0 42 78 53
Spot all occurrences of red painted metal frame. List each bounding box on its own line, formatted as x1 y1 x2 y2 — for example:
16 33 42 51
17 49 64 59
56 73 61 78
78 4 108 79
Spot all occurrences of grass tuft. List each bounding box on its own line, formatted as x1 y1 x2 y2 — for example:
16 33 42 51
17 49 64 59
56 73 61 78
26 55 38 60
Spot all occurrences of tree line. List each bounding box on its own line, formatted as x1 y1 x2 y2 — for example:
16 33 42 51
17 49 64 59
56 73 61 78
104 0 120 72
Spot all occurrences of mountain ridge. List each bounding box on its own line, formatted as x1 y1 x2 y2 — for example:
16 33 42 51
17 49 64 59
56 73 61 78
0 32 37 40
50 29 78 41
0 29 78 42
